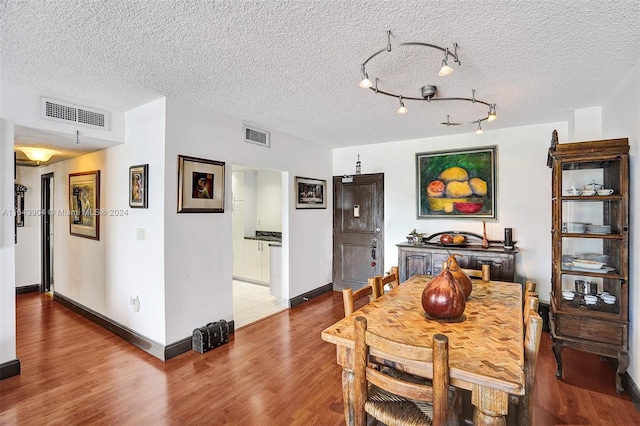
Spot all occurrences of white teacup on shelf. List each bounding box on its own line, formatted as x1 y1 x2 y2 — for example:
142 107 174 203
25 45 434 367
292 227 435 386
584 182 603 191
597 189 614 196
565 188 582 196
581 190 596 196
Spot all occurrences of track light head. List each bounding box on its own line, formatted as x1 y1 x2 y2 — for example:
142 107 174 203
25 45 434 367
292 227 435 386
397 96 408 114
359 65 372 88
439 59 453 77
487 104 497 122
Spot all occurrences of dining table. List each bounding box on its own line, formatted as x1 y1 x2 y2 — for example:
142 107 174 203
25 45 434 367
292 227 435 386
321 274 524 426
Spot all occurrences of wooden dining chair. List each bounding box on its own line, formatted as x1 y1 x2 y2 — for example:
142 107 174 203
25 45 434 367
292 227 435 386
518 309 543 426
343 282 379 317
353 316 461 426
368 266 400 298
441 262 491 282
461 264 490 282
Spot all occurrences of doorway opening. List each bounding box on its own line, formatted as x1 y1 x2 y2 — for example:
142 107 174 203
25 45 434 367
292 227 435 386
231 165 287 328
41 172 54 293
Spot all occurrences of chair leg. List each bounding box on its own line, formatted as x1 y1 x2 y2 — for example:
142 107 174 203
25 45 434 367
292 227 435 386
517 394 532 426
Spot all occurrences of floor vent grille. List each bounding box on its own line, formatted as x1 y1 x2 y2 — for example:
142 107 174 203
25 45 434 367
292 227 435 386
41 97 110 130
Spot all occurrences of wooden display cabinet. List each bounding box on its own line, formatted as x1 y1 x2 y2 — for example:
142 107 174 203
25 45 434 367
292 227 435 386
546 130 630 393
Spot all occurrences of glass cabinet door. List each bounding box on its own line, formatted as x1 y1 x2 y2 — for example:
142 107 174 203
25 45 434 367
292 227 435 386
556 157 627 320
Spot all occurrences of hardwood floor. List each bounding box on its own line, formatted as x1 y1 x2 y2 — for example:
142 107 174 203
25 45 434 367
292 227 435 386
1 291 639 425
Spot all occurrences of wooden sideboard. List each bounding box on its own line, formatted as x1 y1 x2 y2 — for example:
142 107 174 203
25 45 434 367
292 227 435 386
397 241 518 282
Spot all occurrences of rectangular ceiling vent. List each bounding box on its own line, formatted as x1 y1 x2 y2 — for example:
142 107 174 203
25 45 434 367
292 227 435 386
243 125 270 148
41 97 110 130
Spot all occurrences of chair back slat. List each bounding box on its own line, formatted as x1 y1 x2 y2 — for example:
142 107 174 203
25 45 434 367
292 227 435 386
461 264 491 282
381 266 400 292
343 285 375 317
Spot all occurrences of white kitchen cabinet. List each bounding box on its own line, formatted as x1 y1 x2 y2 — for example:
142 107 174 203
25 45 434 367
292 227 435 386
242 239 270 284
261 243 270 282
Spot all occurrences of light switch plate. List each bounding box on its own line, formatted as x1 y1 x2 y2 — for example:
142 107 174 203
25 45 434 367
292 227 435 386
136 228 146 240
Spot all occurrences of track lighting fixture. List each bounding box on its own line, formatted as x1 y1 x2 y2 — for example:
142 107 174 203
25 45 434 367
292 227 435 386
475 120 484 135
358 31 498 132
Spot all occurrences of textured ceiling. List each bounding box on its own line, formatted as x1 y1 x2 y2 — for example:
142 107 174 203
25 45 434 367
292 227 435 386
1 0 639 152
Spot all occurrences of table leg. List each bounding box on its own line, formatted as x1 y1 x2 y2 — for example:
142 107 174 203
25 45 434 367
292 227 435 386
471 385 508 426
336 346 360 426
342 367 355 425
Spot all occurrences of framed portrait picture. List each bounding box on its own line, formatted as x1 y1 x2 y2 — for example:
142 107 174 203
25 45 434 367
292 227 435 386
129 164 148 208
69 170 100 240
416 146 497 220
295 176 327 209
177 155 225 213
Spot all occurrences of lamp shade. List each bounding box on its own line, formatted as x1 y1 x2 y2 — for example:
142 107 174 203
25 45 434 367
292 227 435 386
21 147 56 163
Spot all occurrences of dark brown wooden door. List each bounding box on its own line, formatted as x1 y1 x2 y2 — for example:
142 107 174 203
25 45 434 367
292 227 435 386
333 173 384 291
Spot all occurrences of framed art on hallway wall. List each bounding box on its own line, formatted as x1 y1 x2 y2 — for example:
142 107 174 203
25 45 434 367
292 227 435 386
295 176 327 209
177 155 225 213
69 170 100 240
129 164 148 208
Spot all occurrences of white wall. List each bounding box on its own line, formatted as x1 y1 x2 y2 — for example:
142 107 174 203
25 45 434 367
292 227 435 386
230 107 333 302
0 118 17 364
37 98 167 346
574 106 603 141
333 122 569 301
163 97 333 342
256 169 282 232
602 61 640 387
15 166 41 287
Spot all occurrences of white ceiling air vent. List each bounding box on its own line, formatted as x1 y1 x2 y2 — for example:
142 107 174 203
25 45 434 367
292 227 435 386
243 125 270 148
41 97 110 130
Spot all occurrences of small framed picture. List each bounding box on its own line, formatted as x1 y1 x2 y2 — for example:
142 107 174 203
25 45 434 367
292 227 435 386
129 164 148 208
69 170 100 240
177 155 225 213
295 176 327 209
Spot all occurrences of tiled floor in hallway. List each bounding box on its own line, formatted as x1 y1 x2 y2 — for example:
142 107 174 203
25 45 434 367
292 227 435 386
233 280 288 329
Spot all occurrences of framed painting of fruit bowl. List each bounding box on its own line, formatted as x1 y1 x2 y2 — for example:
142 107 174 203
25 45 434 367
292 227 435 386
416 146 497 219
